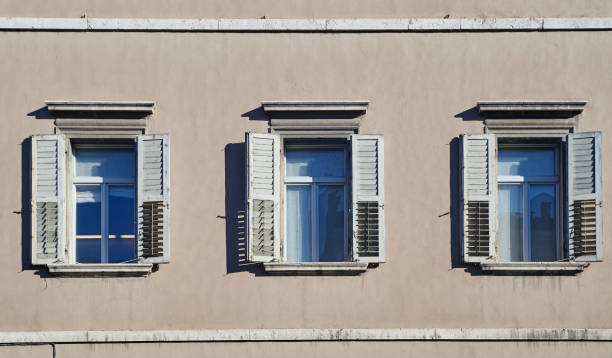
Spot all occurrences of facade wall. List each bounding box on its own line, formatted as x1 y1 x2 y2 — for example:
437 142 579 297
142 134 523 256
0 22 611 356
1 31 611 330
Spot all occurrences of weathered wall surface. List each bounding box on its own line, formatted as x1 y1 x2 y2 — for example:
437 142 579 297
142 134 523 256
0 0 611 19
2 341 612 358
0 31 611 333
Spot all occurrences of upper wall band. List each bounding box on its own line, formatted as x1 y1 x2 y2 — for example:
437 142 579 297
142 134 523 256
2 17 612 32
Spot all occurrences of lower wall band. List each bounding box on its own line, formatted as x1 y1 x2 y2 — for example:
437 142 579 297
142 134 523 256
1 328 611 344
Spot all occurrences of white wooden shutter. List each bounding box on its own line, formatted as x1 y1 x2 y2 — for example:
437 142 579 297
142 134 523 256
31 135 66 265
351 134 385 263
460 134 496 263
246 132 280 262
137 134 171 263
567 132 602 261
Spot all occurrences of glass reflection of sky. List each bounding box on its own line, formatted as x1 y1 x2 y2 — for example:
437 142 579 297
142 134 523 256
498 149 554 177
109 186 136 263
286 149 344 177
530 185 556 261
76 185 102 263
75 149 135 178
318 185 344 262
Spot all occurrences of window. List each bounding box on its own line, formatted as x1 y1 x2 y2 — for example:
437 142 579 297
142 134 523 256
246 133 385 271
73 145 137 264
31 133 170 276
461 132 603 271
497 145 560 262
284 143 348 262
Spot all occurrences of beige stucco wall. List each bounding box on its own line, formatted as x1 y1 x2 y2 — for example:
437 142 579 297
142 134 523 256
0 31 611 336
0 0 612 19
3 341 612 358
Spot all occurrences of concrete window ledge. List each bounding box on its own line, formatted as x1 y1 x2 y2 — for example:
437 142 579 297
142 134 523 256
263 262 368 274
480 262 589 273
47 264 153 277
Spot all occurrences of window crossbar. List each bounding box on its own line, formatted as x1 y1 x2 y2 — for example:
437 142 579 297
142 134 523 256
498 175 559 183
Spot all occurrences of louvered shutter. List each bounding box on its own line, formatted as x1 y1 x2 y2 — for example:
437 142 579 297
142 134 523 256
137 134 170 263
460 134 496 263
246 132 280 262
31 135 66 265
567 132 602 261
351 134 385 263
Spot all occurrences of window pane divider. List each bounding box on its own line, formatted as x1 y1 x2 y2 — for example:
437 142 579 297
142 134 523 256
498 175 558 183
74 176 135 184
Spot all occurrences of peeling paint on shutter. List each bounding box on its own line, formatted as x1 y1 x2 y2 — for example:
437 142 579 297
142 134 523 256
137 134 170 264
31 135 66 265
246 132 280 262
568 132 602 261
460 134 496 263
351 134 385 263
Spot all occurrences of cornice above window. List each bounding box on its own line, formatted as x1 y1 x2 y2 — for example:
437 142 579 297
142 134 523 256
262 100 369 135
477 100 587 134
45 100 155 136
46 101 155 114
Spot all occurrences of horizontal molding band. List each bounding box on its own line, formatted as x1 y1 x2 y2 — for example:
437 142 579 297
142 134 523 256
1 328 612 344
2 17 612 32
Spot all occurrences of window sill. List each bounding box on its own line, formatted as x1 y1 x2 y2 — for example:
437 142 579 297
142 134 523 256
47 263 153 277
480 262 589 273
263 262 368 274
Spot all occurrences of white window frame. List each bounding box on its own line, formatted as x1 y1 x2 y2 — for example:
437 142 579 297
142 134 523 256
497 143 562 262
282 142 350 262
69 142 137 264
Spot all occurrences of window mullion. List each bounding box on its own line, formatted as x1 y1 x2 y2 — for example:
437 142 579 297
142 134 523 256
312 183 318 262
101 184 108 263
556 183 561 261
524 183 531 262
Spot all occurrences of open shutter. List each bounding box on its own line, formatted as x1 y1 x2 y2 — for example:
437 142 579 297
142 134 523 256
31 135 66 265
351 134 385 263
137 134 170 263
246 132 280 262
460 134 496 263
567 132 602 261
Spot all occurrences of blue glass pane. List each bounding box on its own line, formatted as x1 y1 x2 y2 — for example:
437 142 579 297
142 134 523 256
75 149 135 178
286 185 312 262
109 239 136 263
498 184 523 262
76 185 101 263
318 185 345 262
76 239 101 264
108 185 136 263
498 149 555 177
530 185 557 261
286 149 345 177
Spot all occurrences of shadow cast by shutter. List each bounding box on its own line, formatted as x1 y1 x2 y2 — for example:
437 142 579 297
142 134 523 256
450 108 487 275
223 142 264 275
449 136 483 276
